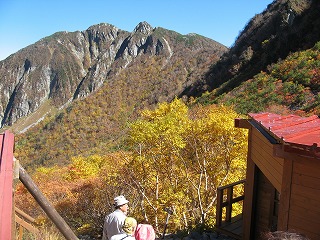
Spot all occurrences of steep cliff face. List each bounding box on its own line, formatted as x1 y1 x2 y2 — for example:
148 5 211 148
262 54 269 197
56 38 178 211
0 23 125 126
0 22 227 127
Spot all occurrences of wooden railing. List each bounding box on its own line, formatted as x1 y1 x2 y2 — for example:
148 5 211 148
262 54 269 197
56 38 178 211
215 179 245 230
0 130 79 240
15 207 40 239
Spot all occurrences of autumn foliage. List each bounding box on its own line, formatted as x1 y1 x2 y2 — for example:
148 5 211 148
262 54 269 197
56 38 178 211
202 41 320 116
15 100 248 238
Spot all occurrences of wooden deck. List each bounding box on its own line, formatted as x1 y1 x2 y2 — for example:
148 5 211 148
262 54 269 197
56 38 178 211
215 214 242 240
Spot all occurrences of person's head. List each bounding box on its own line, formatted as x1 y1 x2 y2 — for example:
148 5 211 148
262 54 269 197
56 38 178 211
122 217 137 235
266 231 309 240
135 224 156 240
114 195 129 215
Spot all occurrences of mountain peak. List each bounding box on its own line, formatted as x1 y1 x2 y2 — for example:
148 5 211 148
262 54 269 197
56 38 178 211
133 21 153 34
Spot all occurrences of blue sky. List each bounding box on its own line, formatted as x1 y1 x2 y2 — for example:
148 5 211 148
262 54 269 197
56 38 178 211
0 0 274 61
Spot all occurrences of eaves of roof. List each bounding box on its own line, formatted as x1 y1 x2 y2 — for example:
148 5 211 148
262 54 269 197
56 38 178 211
248 112 320 158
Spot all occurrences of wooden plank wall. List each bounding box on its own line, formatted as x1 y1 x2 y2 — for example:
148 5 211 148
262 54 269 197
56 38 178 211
288 156 320 239
254 171 275 240
251 128 284 192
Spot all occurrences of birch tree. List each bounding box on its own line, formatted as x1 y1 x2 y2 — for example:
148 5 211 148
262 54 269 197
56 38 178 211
127 99 248 230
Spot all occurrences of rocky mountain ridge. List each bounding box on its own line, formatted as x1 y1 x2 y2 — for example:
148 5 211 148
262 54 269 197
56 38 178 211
0 21 226 129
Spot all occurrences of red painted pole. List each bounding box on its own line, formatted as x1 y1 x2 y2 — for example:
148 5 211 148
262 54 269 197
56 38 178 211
0 130 15 240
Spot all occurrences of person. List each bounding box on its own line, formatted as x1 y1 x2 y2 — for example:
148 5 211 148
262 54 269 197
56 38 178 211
110 217 137 240
265 230 310 240
135 223 156 240
102 195 129 240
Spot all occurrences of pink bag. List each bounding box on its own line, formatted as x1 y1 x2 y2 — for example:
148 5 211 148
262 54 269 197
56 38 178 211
135 224 156 240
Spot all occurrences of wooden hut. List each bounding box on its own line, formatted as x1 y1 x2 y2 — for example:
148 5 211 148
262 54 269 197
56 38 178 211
236 112 320 240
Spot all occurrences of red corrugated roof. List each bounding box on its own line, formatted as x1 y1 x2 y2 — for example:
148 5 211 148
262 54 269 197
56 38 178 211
249 112 320 152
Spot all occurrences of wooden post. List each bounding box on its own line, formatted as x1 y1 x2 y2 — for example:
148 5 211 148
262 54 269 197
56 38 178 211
0 130 14 240
226 187 233 222
242 124 256 240
216 187 223 227
277 156 293 231
18 164 78 240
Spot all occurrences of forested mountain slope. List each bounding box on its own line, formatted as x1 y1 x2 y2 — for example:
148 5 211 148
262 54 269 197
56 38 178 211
181 0 320 101
9 25 225 169
212 41 320 115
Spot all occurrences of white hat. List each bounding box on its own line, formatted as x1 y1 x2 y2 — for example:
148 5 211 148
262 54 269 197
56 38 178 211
114 195 129 207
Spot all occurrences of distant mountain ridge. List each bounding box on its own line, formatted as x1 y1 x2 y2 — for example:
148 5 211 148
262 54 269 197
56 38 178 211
0 21 226 128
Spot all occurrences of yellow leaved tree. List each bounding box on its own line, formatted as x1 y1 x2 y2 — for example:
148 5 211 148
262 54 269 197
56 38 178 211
126 99 248 232
126 99 191 232
181 104 248 227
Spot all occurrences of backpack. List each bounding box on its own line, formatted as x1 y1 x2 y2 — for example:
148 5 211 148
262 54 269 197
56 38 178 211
135 224 156 240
